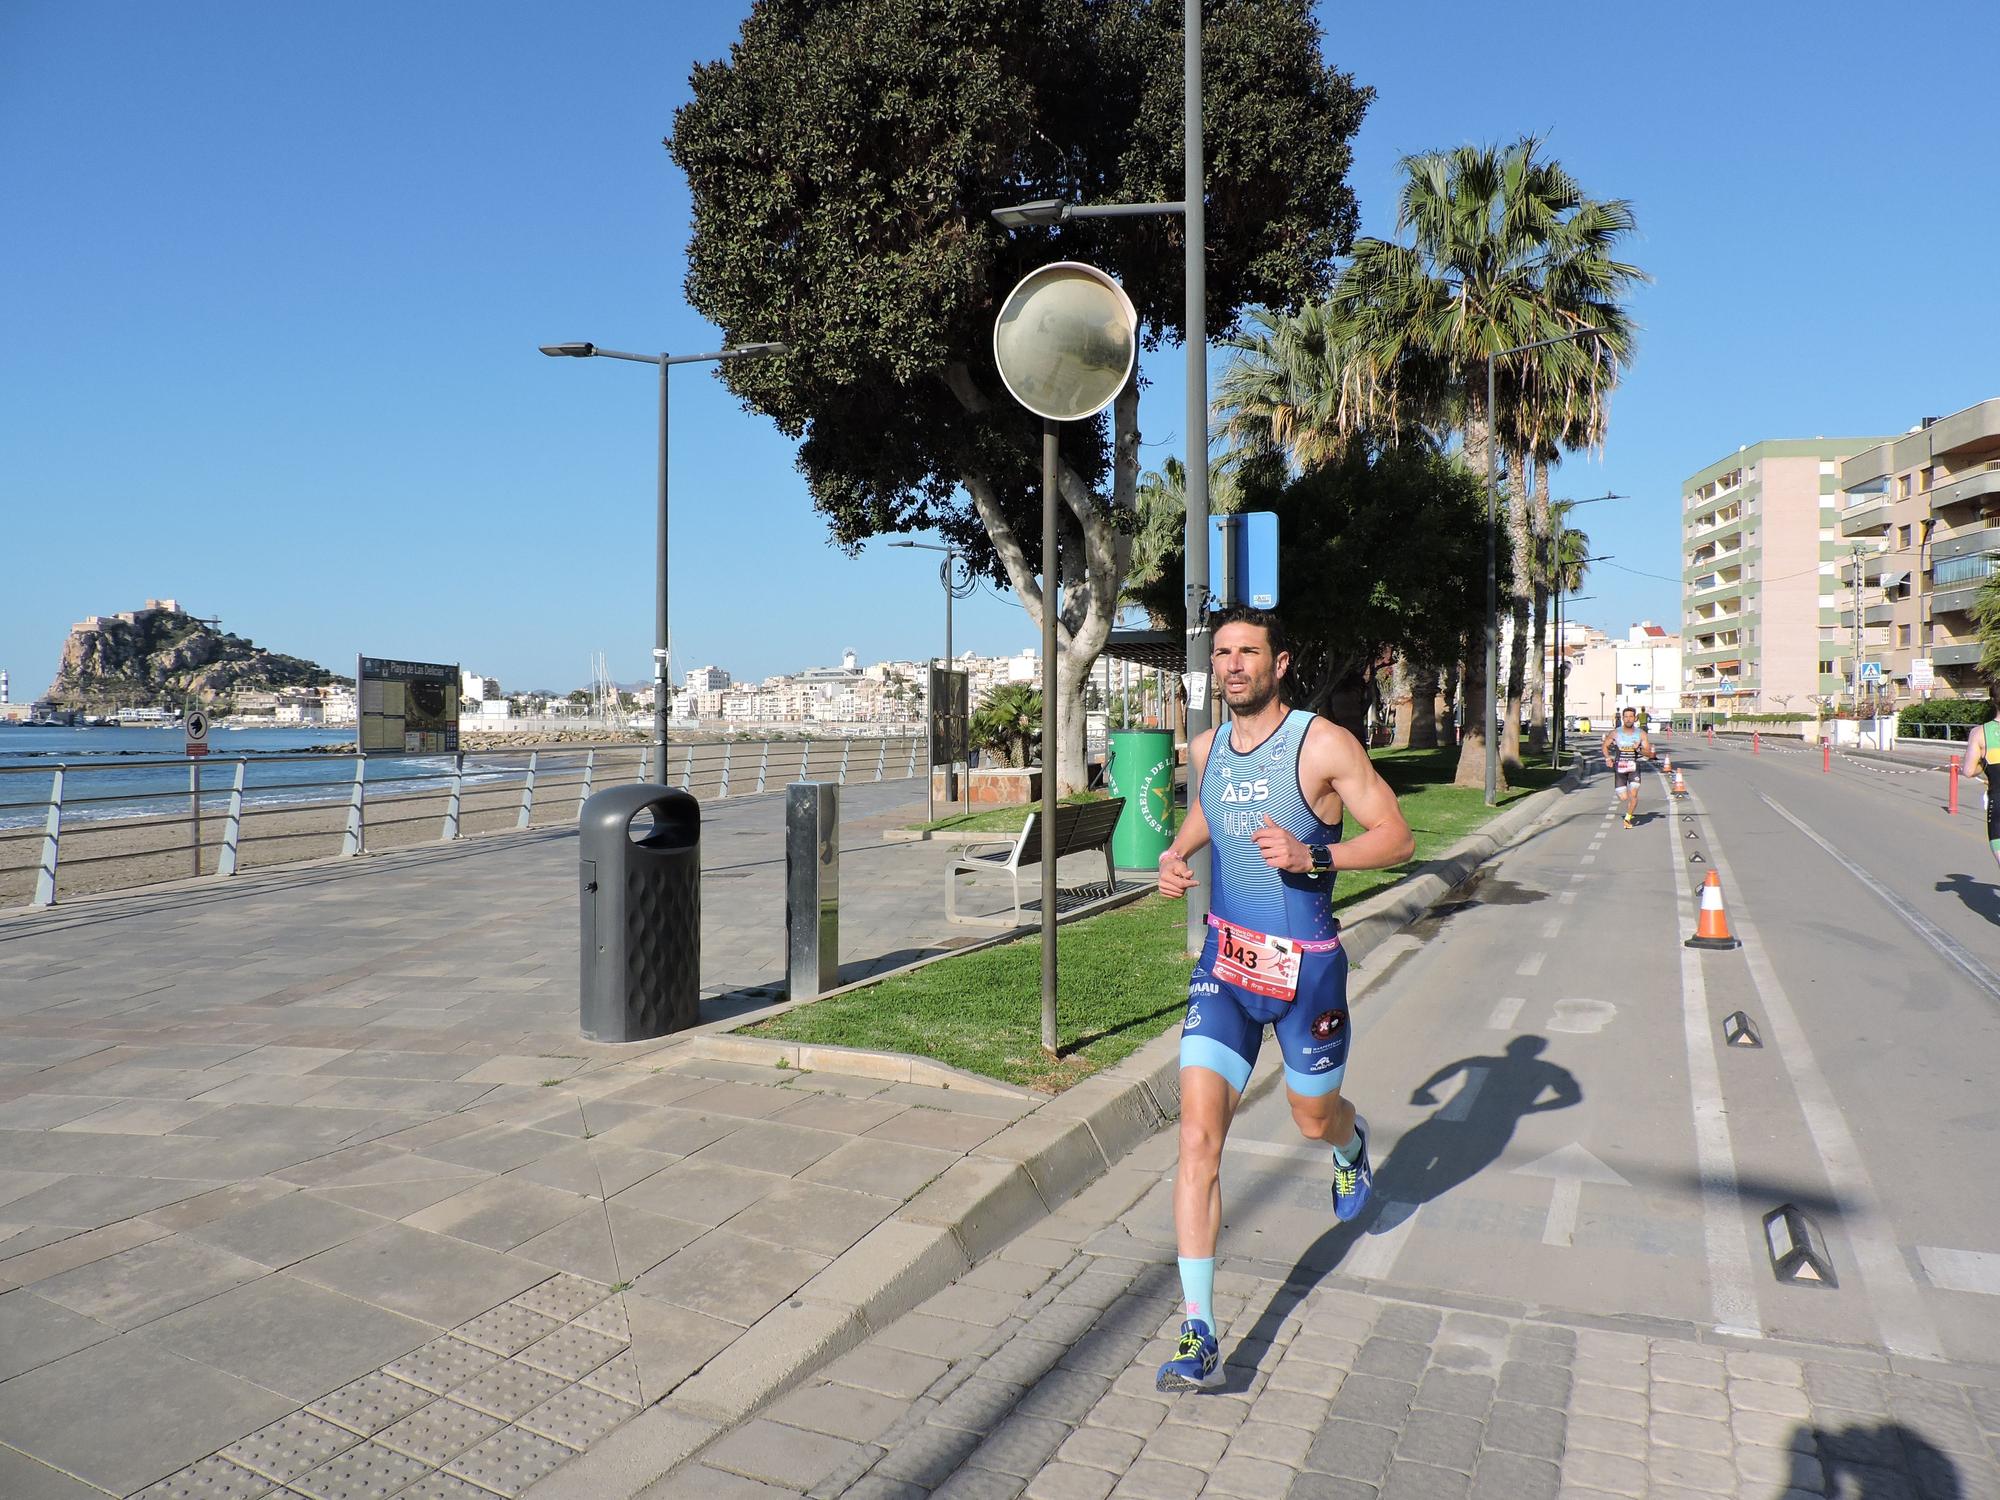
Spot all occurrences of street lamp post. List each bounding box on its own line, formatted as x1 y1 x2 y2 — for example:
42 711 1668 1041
1482 326 1601 805
990 0 1209 955
890 539 967 815
539 339 786 775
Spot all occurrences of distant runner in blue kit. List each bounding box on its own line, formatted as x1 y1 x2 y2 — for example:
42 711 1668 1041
1154 605 1415 1391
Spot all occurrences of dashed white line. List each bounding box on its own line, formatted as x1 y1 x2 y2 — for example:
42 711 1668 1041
1485 995 1528 1030
1918 1247 2000 1297
1557 890 1577 906
1579 855 1597 865
1516 951 1546 976
1656 769 1764 1341
1541 917 1565 939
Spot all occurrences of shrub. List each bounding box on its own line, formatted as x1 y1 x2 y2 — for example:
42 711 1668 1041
1897 697 1993 733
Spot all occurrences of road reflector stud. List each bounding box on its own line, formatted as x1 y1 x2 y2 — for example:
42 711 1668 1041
1723 1011 1762 1047
1689 852 1705 863
1763 1203 1836 1287
1685 870 1738 948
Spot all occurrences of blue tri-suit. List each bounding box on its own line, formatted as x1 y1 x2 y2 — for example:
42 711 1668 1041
1181 708 1351 1097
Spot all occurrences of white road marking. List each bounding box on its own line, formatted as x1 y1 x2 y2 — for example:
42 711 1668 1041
1918 1246 2000 1296
1225 1137 1326 1166
1655 769 1765 1341
1517 951 1546 976
1547 998 1617 1034
1343 1201 1422 1280
1570 872 1588 883
1695 779 1946 1361
1485 995 1528 1031
1514 1143 1631 1247
1557 890 1577 906
1437 1064 1488 1122
1542 917 1565 939
1580 855 1597 866
1759 793 2000 1006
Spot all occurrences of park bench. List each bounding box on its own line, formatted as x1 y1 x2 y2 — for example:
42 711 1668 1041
945 796 1126 928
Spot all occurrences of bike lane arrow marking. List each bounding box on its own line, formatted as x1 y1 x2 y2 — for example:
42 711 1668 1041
1513 1142 1630 1247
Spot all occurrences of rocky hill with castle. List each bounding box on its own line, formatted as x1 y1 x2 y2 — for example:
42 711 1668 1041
45 599 345 711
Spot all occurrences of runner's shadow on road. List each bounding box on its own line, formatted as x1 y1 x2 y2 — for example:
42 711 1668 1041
1790 1419 1965 1497
1936 874 2000 927
1212 1036 1580 1392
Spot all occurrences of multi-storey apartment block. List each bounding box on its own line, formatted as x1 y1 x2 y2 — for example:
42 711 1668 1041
1834 397 2000 704
1681 437 1889 715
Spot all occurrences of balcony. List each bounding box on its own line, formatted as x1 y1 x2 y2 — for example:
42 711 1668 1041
1928 461 2000 513
1838 494 1891 536
1933 525 2000 565
1934 642 1985 667
1931 583 1985 616
1836 603 1896 629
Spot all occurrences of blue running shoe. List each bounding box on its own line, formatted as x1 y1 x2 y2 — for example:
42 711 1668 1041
1155 1318 1219 1392
1332 1122 1374 1222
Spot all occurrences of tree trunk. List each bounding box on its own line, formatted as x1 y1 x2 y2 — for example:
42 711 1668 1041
1323 667 1369 746
1503 449 1530 771
1388 654 1414 748
1527 459 1553 754
1410 663 1440 749
947 365 1137 797
1456 382 1502 790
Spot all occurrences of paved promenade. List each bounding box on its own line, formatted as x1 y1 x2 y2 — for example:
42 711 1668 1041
0 784 1119 1497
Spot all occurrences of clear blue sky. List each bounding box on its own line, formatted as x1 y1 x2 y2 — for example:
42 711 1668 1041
4 2 1995 698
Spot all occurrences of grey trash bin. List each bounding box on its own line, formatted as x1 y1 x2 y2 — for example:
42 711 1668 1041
579 784 701 1042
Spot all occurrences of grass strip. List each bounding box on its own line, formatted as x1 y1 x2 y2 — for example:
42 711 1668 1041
757 745 1559 1091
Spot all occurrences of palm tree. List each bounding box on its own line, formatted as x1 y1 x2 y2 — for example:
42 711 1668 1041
969 684 1041 769
1974 570 2000 683
1332 137 1641 788
1120 457 1242 629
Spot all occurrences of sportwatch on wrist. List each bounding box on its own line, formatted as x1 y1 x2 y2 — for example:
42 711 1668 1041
1307 843 1333 876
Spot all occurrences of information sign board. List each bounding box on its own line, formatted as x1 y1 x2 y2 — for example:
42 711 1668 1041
358 657 460 753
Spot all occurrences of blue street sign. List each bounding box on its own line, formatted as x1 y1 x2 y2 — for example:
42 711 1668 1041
1210 511 1279 610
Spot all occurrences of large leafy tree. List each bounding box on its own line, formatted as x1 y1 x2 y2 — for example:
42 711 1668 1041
1331 138 1640 788
669 0 1371 791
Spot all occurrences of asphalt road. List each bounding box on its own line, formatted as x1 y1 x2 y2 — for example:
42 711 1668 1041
1130 732 2000 1373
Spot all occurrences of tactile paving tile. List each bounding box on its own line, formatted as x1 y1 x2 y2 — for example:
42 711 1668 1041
578 1348 641 1405
308 1371 435 1436
130 1456 278 1500
223 1410 365 1484
570 1294 629 1340
384 1335 504 1395
507 1272 608 1322
286 1441 432 1500
514 1323 626 1381
450 1359 570 1422
516 1380 638 1449
454 1301 563 1355
394 1474 497 1500
371 1396 506 1467
444 1427 577 1497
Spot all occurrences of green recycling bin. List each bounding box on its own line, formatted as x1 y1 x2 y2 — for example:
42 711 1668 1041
1107 729 1177 870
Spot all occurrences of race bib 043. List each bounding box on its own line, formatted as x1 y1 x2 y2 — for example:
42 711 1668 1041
1212 922 1300 1001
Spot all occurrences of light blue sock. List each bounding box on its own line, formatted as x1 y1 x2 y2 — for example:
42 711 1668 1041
1176 1256 1214 1330
1331 1129 1361 1166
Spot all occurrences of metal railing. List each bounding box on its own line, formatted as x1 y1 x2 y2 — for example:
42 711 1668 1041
1 735 924 909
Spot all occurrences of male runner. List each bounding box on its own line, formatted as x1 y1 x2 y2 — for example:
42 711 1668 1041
1154 605 1414 1391
1601 707 1652 828
1961 705 2000 876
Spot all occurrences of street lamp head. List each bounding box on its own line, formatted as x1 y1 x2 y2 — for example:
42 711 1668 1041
887 540 914 549
723 341 789 358
539 343 595 358
991 198 1067 229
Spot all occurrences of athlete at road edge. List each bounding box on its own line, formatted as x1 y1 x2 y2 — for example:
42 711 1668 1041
1154 605 1414 1391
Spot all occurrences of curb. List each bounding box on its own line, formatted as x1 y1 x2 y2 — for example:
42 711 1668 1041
524 766 1581 1498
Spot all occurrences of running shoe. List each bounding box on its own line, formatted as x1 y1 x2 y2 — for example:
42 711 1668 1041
1623 812 1635 828
1156 1319 1219 1392
1332 1123 1374 1222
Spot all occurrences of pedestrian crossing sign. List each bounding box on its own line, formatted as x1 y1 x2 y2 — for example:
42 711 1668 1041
1860 661 1883 680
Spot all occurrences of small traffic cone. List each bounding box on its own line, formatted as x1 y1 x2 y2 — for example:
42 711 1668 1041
1685 870 1740 950
1661 752 1673 773
1672 769 1688 798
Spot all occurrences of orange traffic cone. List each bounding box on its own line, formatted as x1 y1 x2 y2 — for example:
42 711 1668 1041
1685 870 1740 950
1672 769 1688 798
1661 752 1673 773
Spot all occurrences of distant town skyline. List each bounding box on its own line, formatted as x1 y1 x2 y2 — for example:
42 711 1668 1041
5 3 1995 700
